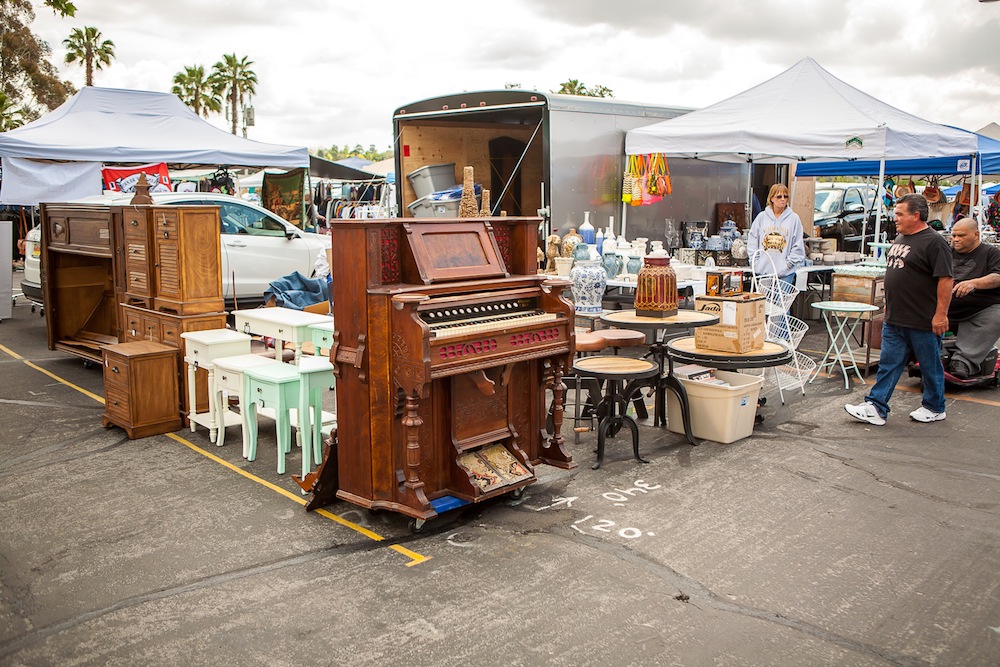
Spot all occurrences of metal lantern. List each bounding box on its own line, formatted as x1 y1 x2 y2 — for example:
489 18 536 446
634 255 678 318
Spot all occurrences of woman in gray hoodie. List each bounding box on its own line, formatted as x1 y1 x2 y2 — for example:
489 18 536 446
748 183 806 280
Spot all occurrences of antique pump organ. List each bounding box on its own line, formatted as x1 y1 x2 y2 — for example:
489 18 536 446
303 217 576 524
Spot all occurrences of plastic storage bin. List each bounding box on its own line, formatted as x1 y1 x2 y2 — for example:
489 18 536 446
407 163 457 199
666 370 764 443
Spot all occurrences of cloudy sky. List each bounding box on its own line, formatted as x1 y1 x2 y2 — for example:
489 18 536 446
29 0 1000 153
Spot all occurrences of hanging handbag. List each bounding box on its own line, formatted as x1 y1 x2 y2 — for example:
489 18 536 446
658 155 672 196
922 176 943 204
621 155 634 203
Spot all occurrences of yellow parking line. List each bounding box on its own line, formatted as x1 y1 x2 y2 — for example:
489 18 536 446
22 360 106 404
165 432 431 566
3 343 429 566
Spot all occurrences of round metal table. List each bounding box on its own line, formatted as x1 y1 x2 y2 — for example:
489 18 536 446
809 300 881 389
599 309 720 444
665 337 794 370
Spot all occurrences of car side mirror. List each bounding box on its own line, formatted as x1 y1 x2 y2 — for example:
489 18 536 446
285 229 298 241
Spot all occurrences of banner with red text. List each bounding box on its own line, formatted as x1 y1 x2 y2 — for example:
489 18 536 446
102 162 172 193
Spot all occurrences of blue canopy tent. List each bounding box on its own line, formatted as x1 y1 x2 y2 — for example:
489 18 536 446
795 131 1000 177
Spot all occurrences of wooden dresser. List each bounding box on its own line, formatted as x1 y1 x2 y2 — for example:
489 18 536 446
101 341 182 439
119 205 223 315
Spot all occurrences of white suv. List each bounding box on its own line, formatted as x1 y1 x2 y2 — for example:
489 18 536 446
22 192 331 308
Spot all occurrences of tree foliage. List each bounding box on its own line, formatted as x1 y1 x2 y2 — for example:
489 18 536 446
313 144 393 162
0 0 76 126
552 78 613 98
171 65 221 118
211 53 257 135
63 25 115 86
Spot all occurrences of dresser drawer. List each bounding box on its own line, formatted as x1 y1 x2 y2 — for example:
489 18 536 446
216 368 245 395
103 354 130 387
104 386 130 421
152 209 179 236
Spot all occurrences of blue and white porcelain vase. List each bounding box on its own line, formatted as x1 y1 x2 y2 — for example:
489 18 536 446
720 219 740 251
570 259 607 314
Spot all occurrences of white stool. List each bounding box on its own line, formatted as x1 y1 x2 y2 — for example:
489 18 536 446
212 354 283 456
180 329 252 443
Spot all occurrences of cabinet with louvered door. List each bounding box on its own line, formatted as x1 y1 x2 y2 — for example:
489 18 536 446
121 207 153 307
149 207 223 315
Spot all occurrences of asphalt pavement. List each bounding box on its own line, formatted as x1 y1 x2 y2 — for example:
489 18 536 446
1 286 999 666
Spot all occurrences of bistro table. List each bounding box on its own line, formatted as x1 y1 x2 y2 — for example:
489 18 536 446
809 300 882 389
600 309 719 444
666 337 794 371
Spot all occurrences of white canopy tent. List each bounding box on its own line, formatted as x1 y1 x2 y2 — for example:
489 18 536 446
626 58 979 244
0 87 309 205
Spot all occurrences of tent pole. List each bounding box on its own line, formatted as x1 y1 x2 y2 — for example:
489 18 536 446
868 158 886 256
621 201 628 239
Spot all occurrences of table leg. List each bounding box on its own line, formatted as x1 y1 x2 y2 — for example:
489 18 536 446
593 380 648 470
664 374 700 446
186 361 197 433
206 366 217 444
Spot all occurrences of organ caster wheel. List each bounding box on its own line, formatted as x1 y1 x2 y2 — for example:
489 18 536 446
510 486 526 500
408 518 426 534
30 304 36 313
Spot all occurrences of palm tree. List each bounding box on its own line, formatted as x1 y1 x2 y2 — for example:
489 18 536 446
171 65 222 118
63 26 115 86
0 92 26 131
211 53 257 135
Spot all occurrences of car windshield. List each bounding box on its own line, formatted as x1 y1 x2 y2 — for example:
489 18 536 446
814 190 843 214
218 202 289 237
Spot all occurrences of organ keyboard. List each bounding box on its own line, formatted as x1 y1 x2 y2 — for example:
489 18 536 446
300 217 577 522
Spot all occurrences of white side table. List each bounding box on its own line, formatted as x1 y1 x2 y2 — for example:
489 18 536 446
809 301 881 389
180 329 252 443
212 354 283 455
233 307 333 362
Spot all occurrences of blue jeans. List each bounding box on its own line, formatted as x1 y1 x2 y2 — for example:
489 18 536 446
865 323 945 418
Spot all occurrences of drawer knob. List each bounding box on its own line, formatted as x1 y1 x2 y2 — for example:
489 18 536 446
130 220 138 226
112 400 119 405
221 375 227 381
112 367 120 373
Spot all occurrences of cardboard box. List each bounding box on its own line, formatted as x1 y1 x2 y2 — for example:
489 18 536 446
694 293 766 353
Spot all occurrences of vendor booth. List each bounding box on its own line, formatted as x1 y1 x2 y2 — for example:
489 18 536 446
626 57 979 245
0 86 310 206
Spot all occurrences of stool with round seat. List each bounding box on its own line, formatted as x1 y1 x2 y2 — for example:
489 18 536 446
571 331 610 443
572 355 659 469
594 328 647 353
595 328 650 421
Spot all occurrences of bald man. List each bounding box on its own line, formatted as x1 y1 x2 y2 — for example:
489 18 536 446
947 217 1000 377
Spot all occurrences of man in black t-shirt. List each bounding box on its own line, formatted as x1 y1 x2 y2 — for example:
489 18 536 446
947 218 1000 377
846 194 953 425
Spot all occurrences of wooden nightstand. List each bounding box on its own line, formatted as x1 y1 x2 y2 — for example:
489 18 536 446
101 341 182 439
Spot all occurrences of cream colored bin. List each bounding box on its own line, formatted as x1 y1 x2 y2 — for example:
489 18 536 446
666 370 764 443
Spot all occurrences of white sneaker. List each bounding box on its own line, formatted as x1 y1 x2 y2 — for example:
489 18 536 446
909 406 946 422
845 401 886 426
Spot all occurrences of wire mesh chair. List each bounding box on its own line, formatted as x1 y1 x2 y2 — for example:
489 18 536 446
749 249 810 403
